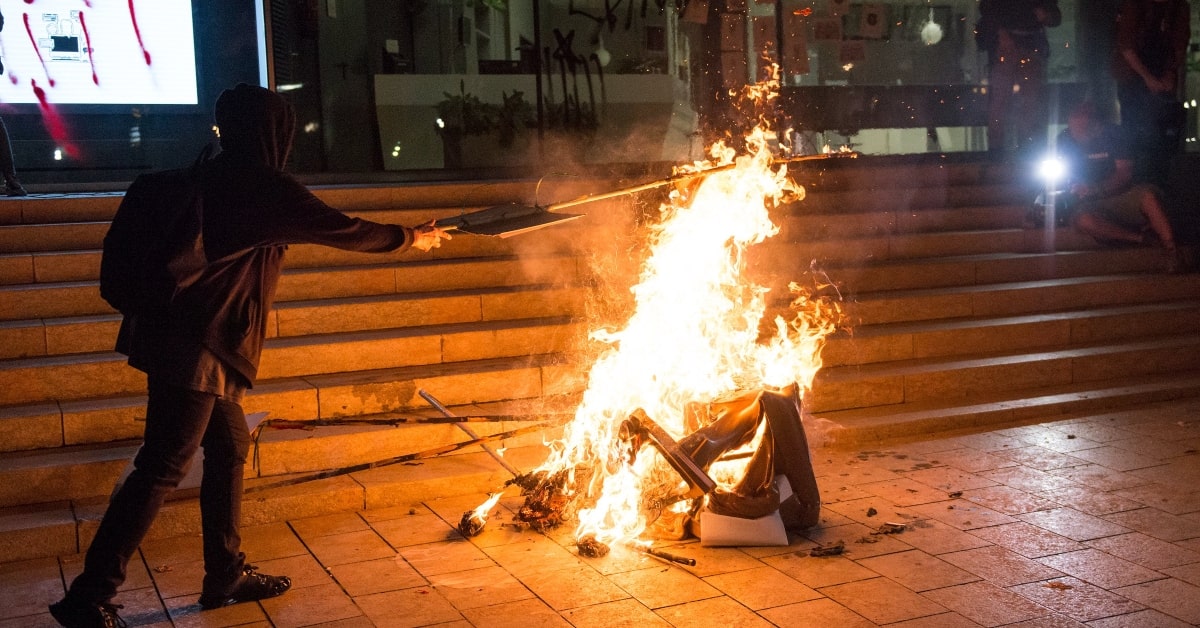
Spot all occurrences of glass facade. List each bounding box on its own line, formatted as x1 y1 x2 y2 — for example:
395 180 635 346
6 0 1199 183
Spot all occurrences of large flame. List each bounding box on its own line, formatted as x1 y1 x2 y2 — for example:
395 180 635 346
530 83 841 547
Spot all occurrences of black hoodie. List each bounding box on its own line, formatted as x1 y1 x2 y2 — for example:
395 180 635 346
116 84 413 385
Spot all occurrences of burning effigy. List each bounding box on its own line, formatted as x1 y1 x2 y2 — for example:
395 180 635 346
460 71 845 555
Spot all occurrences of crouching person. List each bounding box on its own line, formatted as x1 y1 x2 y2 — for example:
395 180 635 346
49 84 451 628
1057 102 1185 273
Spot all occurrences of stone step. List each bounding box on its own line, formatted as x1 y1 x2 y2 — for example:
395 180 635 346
0 394 563 508
808 332 1200 414
0 442 549 564
845 272 1200 326
814 372 1200 446
776 204 1031 241
0 316 588 407
0 277 587 360
0 353 585 453
0 252 584 321
823 299 1200 367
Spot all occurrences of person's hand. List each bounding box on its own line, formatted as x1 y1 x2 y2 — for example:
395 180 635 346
411 220 452 252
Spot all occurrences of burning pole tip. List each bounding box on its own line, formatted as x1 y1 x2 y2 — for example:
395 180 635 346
458 493 503 538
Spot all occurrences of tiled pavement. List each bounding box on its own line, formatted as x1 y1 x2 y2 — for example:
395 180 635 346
3 399 1200 627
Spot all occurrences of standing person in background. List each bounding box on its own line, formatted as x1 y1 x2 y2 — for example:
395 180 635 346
977 0 1063 159
0 8 27 197
1112 0 1191 186
48 83 451 628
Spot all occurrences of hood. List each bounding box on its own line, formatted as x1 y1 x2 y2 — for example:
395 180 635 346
214 83 295 170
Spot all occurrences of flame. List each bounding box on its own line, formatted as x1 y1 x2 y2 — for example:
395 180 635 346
473 492 503 519
528 69 841 547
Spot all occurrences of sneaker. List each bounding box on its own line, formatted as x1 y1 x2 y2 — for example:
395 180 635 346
4 181 26 197
198 564 291 609
48 597 127 628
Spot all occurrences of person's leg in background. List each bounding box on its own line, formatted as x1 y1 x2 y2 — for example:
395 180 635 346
0 116 27 196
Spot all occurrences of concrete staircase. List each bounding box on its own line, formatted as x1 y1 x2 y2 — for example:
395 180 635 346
2 157 1199 564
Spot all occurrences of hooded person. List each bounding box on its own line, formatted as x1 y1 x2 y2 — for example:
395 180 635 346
50 84 450 628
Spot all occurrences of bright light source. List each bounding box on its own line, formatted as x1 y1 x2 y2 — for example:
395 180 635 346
53 148 63 161
435 118 446 129
1038 156 1065 183
276 83 304 92
303 121 319 133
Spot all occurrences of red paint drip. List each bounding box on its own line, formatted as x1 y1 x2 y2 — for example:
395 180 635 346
31 79 79 158
22 12 54 87
127 0 151 65
78 11 98 84
22 0 34 4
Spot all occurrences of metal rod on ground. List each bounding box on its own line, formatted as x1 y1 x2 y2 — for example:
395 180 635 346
419 389 523 477
260 414 570 430
244 423 547 494
639 545 697 566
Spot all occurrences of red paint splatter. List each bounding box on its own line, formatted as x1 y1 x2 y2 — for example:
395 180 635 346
127 0 151 65
78 11 97 84
22 0 34 4
31 79 79 158
22 12 54 87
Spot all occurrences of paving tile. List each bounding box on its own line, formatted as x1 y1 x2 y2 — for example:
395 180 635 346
903 467 997 493
146 559 204 599
481 535 581 578
165 591 268 628
306 619 377 628
328 556 427 596
999 613 1087 627
1112 577 1200 625
59 551 155 594
979 466 1079 493
924 448 1018 473
737 534 819 559
91 587 169 627
368 512 461 549
253 553 332 592
815 457 904 485
652 595 772 628
1035 486 1142 517
1112 483 1200 516
1161 562 1200 587
947 432 1030 453
288 512 369 540
516 563 628 611
460 598 570 628
993 446 1086 471
889 517 992 555
760 552 879 589
239 522 310 562
0 557 66 620
305 529 396 567
968 522 1086 558
654 543 764 578
909 500 1018 531
1063 446 1166 472
139 534 204 568
1009 577 1144 623
1105 436 1200 460
0 612 69 628
819 576 947 624
1021 431 1103 454
1035 548 1161 589
425 564 532 611
1102 508 1199 542
574 544 661 575
1086 532 1200 570
353 585 463 628
606 565 721 609
561 598 671 628
1045 464 1148 492
885 612 984 627
802 521 914 559
859 477 953 507
1017 507 1130 542
1045 421 1134 444
856 549 979 592
822 496 923 528
921 580 1050 627
1127 457 1200 487
400 540 496 577
939 545 1065 587
1086 609 1196 628
703 566 822 610
757 597 876 628
960 485 1057 515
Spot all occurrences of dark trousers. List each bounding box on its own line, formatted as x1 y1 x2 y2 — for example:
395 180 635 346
67 378 251 604
1118 81 1181 187
987 53 1049 155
